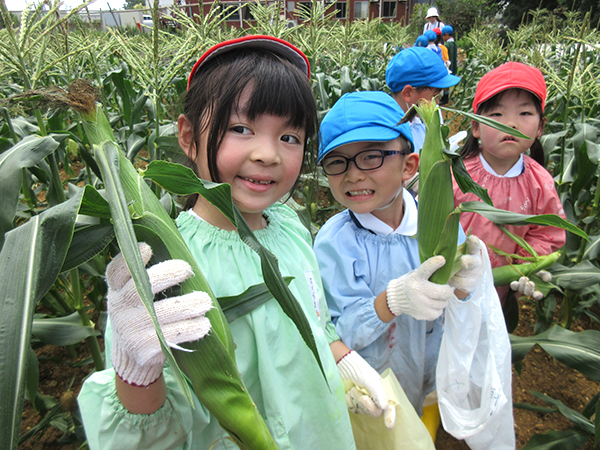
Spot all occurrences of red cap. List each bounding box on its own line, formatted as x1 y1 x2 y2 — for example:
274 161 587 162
473 61 546 113
187 35 310 90
433 27 442 35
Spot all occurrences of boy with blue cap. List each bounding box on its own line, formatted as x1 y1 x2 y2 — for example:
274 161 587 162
313 91 483 441
386 46 461 154
441 25 458 75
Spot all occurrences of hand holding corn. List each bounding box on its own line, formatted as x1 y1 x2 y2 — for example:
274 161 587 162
510 270 552 301
448 236 485 293
386 256 455 321
107 243 213 386
337 350 396 429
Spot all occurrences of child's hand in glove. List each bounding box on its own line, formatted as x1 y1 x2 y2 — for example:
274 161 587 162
448 235 485 293
337 350 396 429
510 270 552 300
107 242 212 386
386 256 455 321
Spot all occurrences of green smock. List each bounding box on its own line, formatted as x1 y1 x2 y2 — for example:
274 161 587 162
78 203 355 450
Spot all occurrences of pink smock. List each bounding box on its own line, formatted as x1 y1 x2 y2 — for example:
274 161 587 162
452 155 566 301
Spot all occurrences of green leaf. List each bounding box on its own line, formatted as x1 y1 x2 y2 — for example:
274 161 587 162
219 278 293 323
448 150 493 205
552 261 600 290
61 223 114 273
510 326 600 382
442 107 532 139
0 135 60 248
143 160 329 382
457 201 588 240
529 391 595 435
32 312 99 346
513 402 557 414
0 191 81 450
498 225 538 258
520 428 591 449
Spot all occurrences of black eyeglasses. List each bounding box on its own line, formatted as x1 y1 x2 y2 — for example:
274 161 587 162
321 149 410 176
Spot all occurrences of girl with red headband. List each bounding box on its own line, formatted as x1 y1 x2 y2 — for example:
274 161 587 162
453 62 566 305
78 36 393 449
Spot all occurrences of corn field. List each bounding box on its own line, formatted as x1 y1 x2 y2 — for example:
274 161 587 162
0 1 599 449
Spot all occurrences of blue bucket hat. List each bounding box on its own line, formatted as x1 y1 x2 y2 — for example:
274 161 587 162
442 25 454 35
424 30 437 41
317 91 414 163
415 35 429 47
386 47 461 93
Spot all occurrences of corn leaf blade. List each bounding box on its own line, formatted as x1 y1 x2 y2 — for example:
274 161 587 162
457 201 588 239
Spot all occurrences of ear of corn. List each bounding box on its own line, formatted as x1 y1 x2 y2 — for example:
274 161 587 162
78 102 278 449
415 100 459 285
492 251 561 287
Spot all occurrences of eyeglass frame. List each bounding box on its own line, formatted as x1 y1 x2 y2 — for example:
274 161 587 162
320 146 413 176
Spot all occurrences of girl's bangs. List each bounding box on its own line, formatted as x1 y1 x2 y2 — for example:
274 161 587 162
235 57 315 135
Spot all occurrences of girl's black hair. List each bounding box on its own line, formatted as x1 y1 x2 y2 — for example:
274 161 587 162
459 88 545 166
182 48 317 209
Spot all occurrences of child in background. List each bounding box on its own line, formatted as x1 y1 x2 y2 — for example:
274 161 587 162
424 30 442 58
77 36 393 450
433 27 450 68
453 61 566 305
415 34 429 48
442 25 458 75
386 46 461 154
313 91 484 440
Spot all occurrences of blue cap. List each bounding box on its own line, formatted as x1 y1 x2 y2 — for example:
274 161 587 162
442 25 454 35
424 30 437 41
317 91 414 163
415 35 429 47
386 47 461 93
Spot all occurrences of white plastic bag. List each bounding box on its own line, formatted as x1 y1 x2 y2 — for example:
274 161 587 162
436 243 515 449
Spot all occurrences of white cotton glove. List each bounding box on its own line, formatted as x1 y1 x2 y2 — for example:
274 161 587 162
337 350 396 429
386 255 455 321
510 270 551 300
107 242 213 386
448 235 485 293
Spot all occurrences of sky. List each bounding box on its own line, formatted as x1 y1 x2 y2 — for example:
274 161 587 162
4 0 128 11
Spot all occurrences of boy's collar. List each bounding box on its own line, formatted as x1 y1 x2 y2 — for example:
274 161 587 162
352 189 417 237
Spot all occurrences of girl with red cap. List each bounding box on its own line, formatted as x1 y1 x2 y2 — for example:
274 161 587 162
453 61 566 305
77 36 392 450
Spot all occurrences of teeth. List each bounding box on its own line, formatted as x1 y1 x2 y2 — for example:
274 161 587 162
243 177 272 185
348 189 373 197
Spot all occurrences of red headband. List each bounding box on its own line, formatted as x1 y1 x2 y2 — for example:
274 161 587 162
187 35 310 90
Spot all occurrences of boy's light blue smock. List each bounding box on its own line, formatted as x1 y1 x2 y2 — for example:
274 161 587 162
313 190 465 415
78 203 355 450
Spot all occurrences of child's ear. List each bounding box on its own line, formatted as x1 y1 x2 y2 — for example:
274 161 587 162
400 85 414 104
471 120 481 139
178 114 195 159
402 153 419 180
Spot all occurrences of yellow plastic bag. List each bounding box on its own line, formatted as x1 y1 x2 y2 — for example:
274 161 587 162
344 369 435 450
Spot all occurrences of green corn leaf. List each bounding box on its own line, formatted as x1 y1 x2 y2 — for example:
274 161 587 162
0 134 60 248
551 261 600 290
442 107 532 139
529 391 595 435
447 150 493 206
498 225 539 258
520 428 591 449
143 160 329 383
32 312 99 346
218 278 293 324
457 201 588 240
0 189 84 450
510 326 600 382
61 224 115 273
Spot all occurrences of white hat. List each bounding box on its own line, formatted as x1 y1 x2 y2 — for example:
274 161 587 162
426 7 439 18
